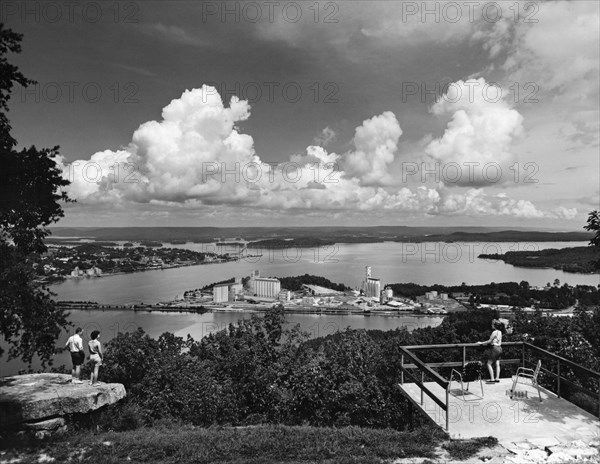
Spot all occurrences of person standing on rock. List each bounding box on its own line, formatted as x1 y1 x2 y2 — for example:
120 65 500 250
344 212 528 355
65 327 84 384
88 330 103 385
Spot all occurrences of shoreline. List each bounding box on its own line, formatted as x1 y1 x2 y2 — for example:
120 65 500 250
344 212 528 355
38 259 242 285
57 303 446 317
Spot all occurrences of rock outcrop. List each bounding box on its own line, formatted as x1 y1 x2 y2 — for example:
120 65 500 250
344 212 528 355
0 373 126 433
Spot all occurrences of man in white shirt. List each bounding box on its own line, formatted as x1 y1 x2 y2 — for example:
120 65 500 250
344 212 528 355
65 327 84 383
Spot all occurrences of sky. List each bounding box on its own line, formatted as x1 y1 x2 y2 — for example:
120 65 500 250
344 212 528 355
3 0 599 229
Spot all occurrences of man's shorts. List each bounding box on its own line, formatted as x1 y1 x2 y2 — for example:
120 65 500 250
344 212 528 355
71 351 85 366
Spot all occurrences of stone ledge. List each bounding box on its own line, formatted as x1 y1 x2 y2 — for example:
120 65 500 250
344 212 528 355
0 373 126 428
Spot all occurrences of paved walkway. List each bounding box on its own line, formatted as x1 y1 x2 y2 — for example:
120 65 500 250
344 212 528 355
399 378 600 447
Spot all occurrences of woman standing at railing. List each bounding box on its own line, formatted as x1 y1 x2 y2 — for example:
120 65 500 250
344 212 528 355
478 321 505 383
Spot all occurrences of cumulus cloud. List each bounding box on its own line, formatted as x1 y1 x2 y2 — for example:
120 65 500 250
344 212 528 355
435 189 542 218
59 86 567 221
424 78 524 187
342 111 402 186
63 86 257 204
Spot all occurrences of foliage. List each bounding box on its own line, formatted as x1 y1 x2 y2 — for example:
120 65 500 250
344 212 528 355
0 24 34 151
479 246 600 273
0 145 71 253
199 277 235 291
0 24 71 365
390 280 599 309
278 274 351 292
98 308 434 430
585 210 600 248
0 244 69 365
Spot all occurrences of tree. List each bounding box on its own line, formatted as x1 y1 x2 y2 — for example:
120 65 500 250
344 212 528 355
584 211 600 248
0 24 34 151
0 23 72 366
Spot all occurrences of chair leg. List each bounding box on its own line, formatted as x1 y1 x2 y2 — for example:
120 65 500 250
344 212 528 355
479 377 484 398
536 383 542 402
511 376 518 398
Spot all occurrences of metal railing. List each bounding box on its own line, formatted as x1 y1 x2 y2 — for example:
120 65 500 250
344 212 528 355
398 342 600 431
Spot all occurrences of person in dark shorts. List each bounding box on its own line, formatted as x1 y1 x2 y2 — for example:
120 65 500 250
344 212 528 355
478 321 504 383
65 327 84 384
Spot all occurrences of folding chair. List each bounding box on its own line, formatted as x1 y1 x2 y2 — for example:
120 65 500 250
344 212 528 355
450 361 484 401
511 360 542 402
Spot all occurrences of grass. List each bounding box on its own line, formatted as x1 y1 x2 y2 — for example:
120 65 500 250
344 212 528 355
1 424 450 464
1 424 501 463
442 436 499 460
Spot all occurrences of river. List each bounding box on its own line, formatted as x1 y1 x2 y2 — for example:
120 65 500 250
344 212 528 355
48 241 599 305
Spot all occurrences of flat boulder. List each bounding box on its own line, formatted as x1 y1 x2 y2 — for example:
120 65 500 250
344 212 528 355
0 373 126 428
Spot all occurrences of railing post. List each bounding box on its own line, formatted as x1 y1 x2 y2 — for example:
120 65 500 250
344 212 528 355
521 343 525 369
445 386 450 432
400 354 404 385
462 346 466 370
557 360 561 398
421 371 424 405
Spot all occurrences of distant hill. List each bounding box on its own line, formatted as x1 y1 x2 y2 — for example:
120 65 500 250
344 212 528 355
47 227 593 244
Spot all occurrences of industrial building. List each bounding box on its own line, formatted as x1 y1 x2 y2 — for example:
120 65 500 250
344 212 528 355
213 277 244 303
361 266 381 300
247 269 261 293
254 277 281 299
213 283 230 303
229 277 243 300
365 278 381 299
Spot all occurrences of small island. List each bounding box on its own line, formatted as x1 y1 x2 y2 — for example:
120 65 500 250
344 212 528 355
247 238 336 248
479 246 600 274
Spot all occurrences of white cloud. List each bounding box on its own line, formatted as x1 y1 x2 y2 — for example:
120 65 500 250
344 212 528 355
58 86 569 221
436 189 544 218
342 111 402 186
474 1 599 105
425 78 524 186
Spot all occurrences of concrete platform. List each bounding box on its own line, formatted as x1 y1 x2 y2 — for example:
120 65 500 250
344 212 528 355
399 378 600 446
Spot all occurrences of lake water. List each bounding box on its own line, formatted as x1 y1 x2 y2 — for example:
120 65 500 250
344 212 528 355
49 241 599 305
0 309 443 376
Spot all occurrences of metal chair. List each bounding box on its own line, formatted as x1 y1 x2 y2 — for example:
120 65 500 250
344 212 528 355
450 361 484 401
511 360 542 402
